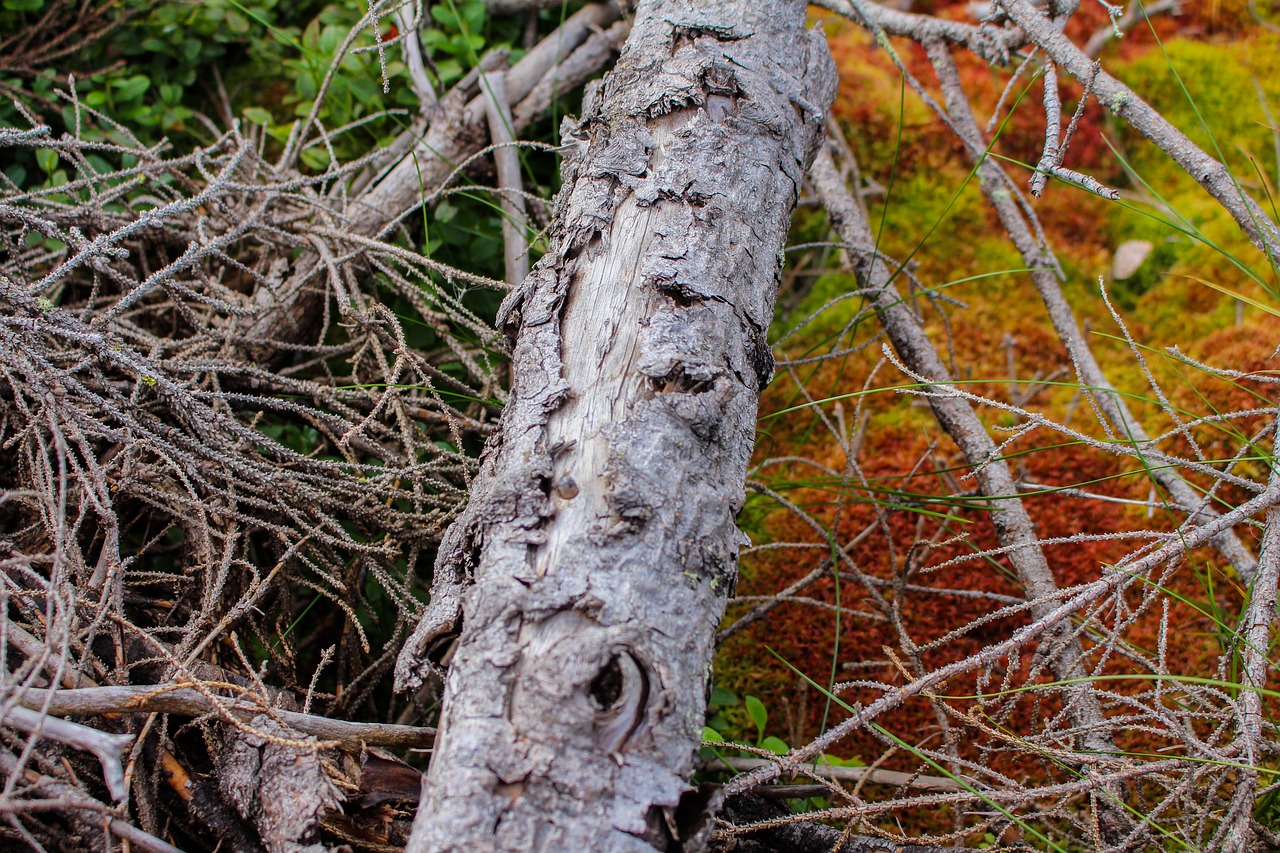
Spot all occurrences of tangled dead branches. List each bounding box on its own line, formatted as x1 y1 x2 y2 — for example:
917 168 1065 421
0 86 508 852
0 0 629 844
2 0 1279 851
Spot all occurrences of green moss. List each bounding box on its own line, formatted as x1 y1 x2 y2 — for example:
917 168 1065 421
1111 36 1280 182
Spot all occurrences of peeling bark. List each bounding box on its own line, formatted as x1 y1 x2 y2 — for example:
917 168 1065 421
395 1 837 849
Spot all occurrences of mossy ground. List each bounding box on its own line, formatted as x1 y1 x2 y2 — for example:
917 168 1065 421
717 5 1280 834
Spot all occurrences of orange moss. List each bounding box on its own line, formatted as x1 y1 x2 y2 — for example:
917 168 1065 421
731 6 1279 815
733 417 1246 780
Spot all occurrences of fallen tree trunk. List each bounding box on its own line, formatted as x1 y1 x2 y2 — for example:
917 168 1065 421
395 1 836 849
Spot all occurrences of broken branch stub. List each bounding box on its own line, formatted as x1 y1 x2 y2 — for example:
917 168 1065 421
396 0 837 849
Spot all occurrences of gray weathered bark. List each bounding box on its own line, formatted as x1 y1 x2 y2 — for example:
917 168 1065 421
395 1 837 849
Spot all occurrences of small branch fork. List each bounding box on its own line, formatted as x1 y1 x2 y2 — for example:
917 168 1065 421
920 32 1261 585
0 706 132 802
0 748 183 853
995 0 1280 260
1083 0 1183 59
1030 60 1116 200
806 135 1130 843
244 2 628 355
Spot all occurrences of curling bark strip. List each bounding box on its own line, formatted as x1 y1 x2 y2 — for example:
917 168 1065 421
396 1 836 849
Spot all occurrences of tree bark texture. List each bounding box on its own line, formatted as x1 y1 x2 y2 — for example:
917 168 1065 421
395 2 836 850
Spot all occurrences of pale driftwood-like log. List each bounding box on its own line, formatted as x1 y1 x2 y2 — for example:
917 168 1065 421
511 19 632 130
480 69 530 287
0 705 133 802
0 748 184 853
395 1 837 849
395 1 437 107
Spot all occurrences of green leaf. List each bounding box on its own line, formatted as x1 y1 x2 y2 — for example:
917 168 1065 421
461 0 485 32
709 686 739 707
226 9 251 34
159 83 183 106
761 736 789 755
266 123 293 144
3 0 44 11
243 107 273 126
429 4 458 28
318 24 342 55
745 695 767 740
296 71 318 101
433 59 463 84
817 752 864 768
701 726 724 743
34 149 57 176
112 75 151 101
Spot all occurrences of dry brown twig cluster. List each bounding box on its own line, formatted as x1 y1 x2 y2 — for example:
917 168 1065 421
0 0 1278 851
